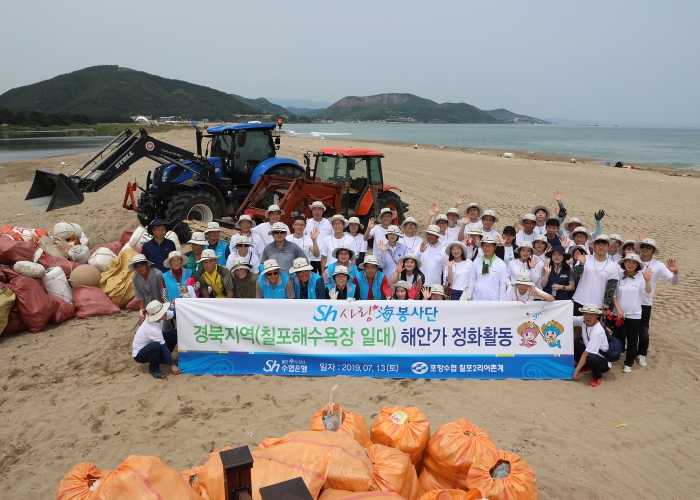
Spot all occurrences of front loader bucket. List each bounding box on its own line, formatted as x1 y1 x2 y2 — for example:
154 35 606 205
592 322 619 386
24 170 84 211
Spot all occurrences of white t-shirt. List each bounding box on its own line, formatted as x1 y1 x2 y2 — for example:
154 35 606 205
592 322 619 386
399 234 423 254
515 231 536 246
481 228 501 239
253 222 291 248
501 245 516 265
445 225 461 243
230 231 265 260
613 271 652 319
286 234 316 262
574 317 611 366
417 243 446 287
505 286 544 302
304 218 333 262
131 311 175 357
641 258 679 305
463 220 483 231
348 232 368 254
508 258 544 288
444 259 471 290
369 225 389 255
321 234 357 266
226 248 260 274
533 225 547 236
468 256 508 301
572 256 619 308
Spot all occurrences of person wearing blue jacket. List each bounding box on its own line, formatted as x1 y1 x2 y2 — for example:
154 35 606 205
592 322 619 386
256 259 294 298
289 257 325 299
161 250 193 302
353 255 389 300
204 221 230 266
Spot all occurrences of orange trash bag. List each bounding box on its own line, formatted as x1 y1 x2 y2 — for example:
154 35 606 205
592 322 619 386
181 448 232 500
369 405 430 466
56 462 109 500
418 489 483 500
419 419 496 492
319 489 404 500
258 430 374 492
466 449 539 500
252 448 331 500
310 405 371 448
368 444 422 500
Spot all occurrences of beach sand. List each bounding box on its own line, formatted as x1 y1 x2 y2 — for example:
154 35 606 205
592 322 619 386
1 128 699 499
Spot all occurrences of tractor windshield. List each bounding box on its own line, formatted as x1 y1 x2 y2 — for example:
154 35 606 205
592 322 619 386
314 155 348 183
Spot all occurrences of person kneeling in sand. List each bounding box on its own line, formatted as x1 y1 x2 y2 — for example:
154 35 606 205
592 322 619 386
573 304 611 387
132 300 180 379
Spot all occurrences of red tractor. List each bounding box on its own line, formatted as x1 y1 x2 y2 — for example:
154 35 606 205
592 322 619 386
237 147 408 225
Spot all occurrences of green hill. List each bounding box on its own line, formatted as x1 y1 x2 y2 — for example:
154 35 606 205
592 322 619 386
484 108 549 124
231 95 290 116
317 93 500 124
0 65 259 121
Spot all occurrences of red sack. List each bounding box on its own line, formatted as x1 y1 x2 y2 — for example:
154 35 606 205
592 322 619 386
126 298 141 311
0 238 40 265
90 241 123 255
1 310 26 336
7 276 58 332
72 286 121 319
120 229 135 245
49 295 76 324
38 255 83 279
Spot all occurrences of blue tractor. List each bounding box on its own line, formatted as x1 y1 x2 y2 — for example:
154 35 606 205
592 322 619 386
25 122 304 241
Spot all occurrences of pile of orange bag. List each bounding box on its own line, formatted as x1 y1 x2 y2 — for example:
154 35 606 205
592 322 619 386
55 397 540 500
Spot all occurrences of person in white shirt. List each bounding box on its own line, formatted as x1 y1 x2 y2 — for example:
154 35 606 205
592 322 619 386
377 225 406 279
364 207 395 256
532 235 549 264
389 254 425 291
634 237 680 367
305 201 333 273
420 284 448 301
287 215 320 265
508 241 543 288
434 213 451 245
253 204 291 248
531 205 551 236
607 234 623 262
611 253 654 373
479 210 501 239
443 241 471 300
514 213 537 246
465 235 508 301
417 225 446 286
346 216 368 265
398 217 423 255
497 226 517 265
445 208 462 242
226 235 261 274
231 214 265 259
465 226 483 261
504 272 554 302
569 227 592 254
573 304 611 387
571 235 620 315
619 240 637 258
321 214 356 271
131 300 180 379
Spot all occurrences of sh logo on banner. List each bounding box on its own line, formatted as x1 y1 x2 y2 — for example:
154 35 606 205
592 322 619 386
263 360 280 372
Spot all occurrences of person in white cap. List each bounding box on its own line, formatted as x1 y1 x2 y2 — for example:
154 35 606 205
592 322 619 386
364 207 396 256
226 235 261 275
421 284 447 300
321 214 356 271
132 300 180 379
460 202 484 234
232 214 264 260
287 214 320 265
568 227 592 254
353 255 389 300
229 257 257 298
196 249 234 298
479 210 501 239
398 217 423 254
443 241 471 300
326 244 358 283
261 222 307 276
326 265 360 300
464 226 483 261
571 235 619 315
130 254 165 312
531 205 551 236
466 235 508 301
607 234 623 262
256 259 294 299
532 234 549 263
619 239 637 258
162 251 194 301
634 237 679 367
445 207 463 242
305 201 332 272
346 216 368 265
504 272 554 302
203 221 230 266
389 280 413 300
253 204 290 247
514 214 537 245
417 224 446 287
573 303 611 387
377 225 406 278
610 253 654 373
289 257 325 299
390 254 425 292
507 241 543 289
184 231 207 273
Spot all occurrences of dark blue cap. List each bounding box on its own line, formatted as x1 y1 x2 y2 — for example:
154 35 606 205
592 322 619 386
546 244 570 259
149 219 167 227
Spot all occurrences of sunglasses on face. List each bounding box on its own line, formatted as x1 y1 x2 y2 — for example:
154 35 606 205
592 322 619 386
640 244 653 250
236 244 249 247
272 231 286 235
267 271 279 276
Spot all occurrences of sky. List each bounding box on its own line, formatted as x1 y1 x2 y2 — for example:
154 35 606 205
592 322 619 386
2 0 699 126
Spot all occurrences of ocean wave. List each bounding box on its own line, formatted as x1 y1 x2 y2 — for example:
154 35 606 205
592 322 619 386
287 131 353 137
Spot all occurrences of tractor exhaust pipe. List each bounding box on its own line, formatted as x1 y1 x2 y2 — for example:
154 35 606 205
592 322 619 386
24 170 84 212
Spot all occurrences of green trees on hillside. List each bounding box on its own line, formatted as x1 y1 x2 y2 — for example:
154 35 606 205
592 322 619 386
0 108 100 127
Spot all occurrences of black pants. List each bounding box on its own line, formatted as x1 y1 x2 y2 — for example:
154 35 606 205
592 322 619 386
134 330 178 373
573 301 584 317
637 305 652 356
310 261 322 274
613 318 641 367
574 340 610 379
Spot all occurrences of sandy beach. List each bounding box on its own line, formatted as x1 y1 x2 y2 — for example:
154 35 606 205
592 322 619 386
1 128 699 499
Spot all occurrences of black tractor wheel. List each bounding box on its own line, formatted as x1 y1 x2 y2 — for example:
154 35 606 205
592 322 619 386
166 190 221 243
136 192 156 227
380 190 406 226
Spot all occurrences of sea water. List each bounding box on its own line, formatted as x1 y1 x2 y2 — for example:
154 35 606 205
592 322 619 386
0 130 113 164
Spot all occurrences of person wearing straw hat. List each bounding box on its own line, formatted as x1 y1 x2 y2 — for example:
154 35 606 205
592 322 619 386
321 214 356 272
607 234 623 262
184 231 207 273
443 241 471 300
571 234 619 316
532 235 549 269
229 257 257 298
421 284 448 301
508 241 543 289
130 254 165 312
619 239 637 258
256 259 294 299
479 210 501 239
433 213 452 245
445 207 463 242
203 222 230 266
377 225 406 279
633 237 679 367
196 249 234 298
162 251 194 302
531 205 551 236
464 226 483 261
459 202 484 235
390 253 425 290
353 255 389 300
389 280 416 300
572 303 611 387
514 213 537 246
417 224 446 287
226 235 261 275
326 265 360 300
346 216 368 265
253 204 290 247
132 300 180 379
398 216 423 255
232 214 264 260
326 244 358 283
141 219 176 273
305 201 332 272
364 207 396 256
504 272 554 302
541 245 574 300
261 222 307 276
287 215 320 265
466 235 508 301
289 257 325 299
610 253 654 373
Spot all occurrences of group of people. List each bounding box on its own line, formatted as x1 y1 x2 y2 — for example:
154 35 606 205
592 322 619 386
131 194 679 386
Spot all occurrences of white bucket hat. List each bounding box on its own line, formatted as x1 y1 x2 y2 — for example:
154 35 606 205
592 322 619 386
608 234 623 245
309 201 326 211
233 235 252 246
267 222 289 235
203 221 221 234
379 207 397 219
163 250 184 269
331 243 355 260
327 214 349 227
128 254 153 271
358 254 382 270
197 249 220 263
619 252 644 270
512 271 535 286
592 234 610 244
391 280 412 291
261 259 282 275
385 225 401 236
634 237 660 255
235 214 257 229
347 216 364 229
479 235 499 247
332 265 351 277
519 213 537 225
400 217 421 231
429 284 447 297
564 217 582 232
423 224 441 237
570 244 589 256
289 257 314 274
463 202 483 216
435 214 448 223
479 210 499 222
618 239 637 255
466 226 483 236
146 300 171 322
570 227 591 241
445 241 468 256
532 205 551 219
398 253 422 268
578 303 602 314
533 234 548 244
265 204 285 218
229 256 252 272
446 208 460 216
514 241 534 257
188 231 207 245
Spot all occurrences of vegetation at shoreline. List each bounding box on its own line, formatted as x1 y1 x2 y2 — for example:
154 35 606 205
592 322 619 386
0 107 100 129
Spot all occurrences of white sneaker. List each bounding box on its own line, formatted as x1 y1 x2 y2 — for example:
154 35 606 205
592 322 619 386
636 355 647 367
622 365 632 373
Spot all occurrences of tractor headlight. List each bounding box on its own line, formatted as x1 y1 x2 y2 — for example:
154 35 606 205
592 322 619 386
161 170 168 182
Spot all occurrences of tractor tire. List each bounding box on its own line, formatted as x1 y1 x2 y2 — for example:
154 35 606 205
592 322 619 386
166 190 221 243
381 191 406 226
136 192 154 227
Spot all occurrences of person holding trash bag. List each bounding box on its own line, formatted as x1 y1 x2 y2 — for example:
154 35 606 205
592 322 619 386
132 300 180 379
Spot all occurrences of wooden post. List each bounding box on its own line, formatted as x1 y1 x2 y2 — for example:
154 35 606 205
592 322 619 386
220 446 254 500
260 477 314 500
